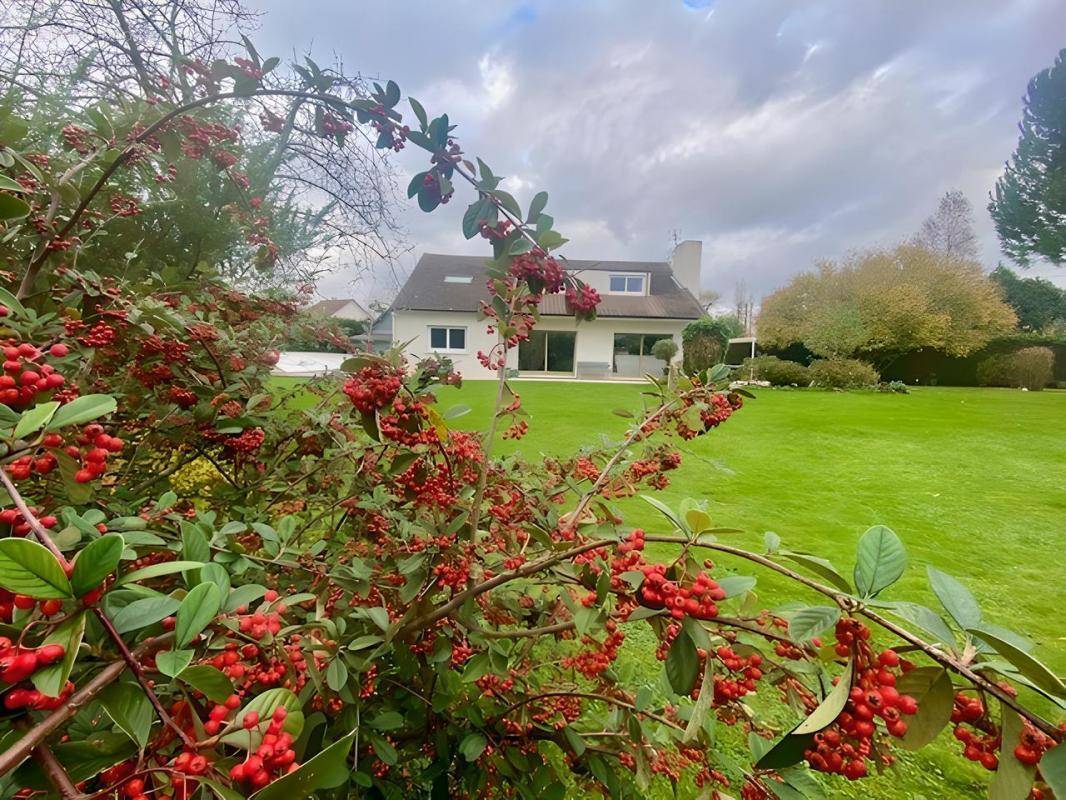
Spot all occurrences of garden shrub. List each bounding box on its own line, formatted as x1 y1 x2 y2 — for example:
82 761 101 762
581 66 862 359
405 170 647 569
977 347 1055 390
740 355 810 386
808 358 881 389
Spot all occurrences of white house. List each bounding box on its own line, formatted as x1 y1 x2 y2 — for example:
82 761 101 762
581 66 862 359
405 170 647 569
389 241 706 379
305 298 372 323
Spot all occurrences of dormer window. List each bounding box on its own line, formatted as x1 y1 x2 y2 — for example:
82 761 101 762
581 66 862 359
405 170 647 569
609 274 645 295
443 275 473 284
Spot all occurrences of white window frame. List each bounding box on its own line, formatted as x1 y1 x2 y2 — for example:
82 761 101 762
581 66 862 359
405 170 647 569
608 273 646 295
427 326 468 353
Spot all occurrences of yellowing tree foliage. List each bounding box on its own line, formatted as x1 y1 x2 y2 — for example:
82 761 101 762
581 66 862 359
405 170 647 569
758 245 1017 361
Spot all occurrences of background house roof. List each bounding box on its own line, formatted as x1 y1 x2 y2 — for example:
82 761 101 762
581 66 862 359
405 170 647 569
306 298 370 318
392 253 704 319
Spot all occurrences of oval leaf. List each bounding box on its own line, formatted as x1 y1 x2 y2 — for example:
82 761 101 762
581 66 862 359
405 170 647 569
32 612 86 696
178 665 233 703
112 596 181 634
249 729 357 800
665 629 699 696
967 626 1066 699
175 582 221 647
990 704 1036 800
788 606 840 643
14 401 59 440
46 395 117 431
927 566 982 630
0 538 73 598
116 560 204 586
853 525 907 598
71 534 124 597
895 667 955 750
794 660 853 735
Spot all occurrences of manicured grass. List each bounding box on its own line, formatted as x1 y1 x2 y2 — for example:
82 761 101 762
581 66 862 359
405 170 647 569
274 377 1066 797
439 381 1066 798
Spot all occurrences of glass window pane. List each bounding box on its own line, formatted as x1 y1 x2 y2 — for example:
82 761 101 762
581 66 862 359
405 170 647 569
449 328 466 350
609 276 626 292
627 276 644 293
429 328 446 348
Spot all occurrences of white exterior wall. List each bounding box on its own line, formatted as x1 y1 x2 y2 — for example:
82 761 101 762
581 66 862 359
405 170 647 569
392 310 688 380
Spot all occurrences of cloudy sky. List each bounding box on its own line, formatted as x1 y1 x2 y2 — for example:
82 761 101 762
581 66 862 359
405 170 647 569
249 0 1066 305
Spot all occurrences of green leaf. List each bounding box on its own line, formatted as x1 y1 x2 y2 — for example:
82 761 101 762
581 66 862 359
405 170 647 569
683 657 715 742
717 574 756 598
967 626 1066 698
926 567 982 630
112 595 180 634
100 682 153 749
0 538 73 598
13 401 59 439
876 601 956 646
117 560 203 586
0 176 28 193
853 525 907 598
179 665 233 703
32 612 85 696
640 495 685 532
1041 744 1066 798
665 629 699 695
224 583 266 612
156 649 194 678
45 395 117 431
894 667 954 750
794 660 853 735
325 658 348 692
175 582 222 647
989 704 1036 800
71 534 124 596
776 552 852 593
755 730 816 770
181 525 210 563
0 192 30 221
249 729 357 800
527 191 548 222
442 404 471 420
460 732 488 762
788 606 840 642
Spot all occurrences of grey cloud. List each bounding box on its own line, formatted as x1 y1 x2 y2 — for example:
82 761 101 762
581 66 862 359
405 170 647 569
250 0 1066 302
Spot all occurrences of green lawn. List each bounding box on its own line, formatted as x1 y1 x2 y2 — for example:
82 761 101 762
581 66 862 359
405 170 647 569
438 381 1065 798
276 378 1066 797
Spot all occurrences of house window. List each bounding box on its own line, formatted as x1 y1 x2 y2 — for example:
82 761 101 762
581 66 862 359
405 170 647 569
443 275 473 284
609 274 645 294
613 333 673 377
428 326 466 351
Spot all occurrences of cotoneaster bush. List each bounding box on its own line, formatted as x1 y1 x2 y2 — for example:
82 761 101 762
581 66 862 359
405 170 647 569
0 35 1061 800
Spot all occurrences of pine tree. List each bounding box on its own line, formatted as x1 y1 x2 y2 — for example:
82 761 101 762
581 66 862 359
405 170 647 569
989 48 1066 264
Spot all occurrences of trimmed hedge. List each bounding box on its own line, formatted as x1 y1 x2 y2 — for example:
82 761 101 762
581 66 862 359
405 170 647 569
739 356 810 386
808 358 880 389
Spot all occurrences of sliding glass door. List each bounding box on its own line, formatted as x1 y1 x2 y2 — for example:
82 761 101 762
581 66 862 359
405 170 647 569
517 331 576 374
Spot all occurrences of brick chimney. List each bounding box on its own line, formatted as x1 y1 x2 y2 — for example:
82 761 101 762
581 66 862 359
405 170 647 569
670 240 702 297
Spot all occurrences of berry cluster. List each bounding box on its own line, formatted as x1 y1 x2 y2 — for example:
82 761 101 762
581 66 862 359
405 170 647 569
804 621 917 780
711 647 764 704
637 564 725 621
343 364 403 416
509 251 565 295
0 507 57 538
229 707 299 789
0 341 67 408
564 282 601 320
950 692 1004 771
71 423 125 483
0 638 68 710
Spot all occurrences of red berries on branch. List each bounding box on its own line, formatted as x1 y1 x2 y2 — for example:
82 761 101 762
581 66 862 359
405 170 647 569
804 621 918 780
343 363 403 416
637 564 725 621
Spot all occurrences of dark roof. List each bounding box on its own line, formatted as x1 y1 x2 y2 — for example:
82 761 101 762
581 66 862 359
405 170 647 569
393 253 703 319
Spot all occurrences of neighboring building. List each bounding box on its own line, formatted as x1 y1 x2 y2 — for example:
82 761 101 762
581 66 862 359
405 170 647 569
390 241 706 379
305 298 372 323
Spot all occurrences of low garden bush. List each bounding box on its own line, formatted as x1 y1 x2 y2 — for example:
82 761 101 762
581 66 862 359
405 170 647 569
808 358 881 389
0 23 1060 800
977 347 1055 390
739 355 810 386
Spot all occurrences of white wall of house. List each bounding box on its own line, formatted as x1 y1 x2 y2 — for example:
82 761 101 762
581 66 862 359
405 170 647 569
393 310 688 379
330 301 371 322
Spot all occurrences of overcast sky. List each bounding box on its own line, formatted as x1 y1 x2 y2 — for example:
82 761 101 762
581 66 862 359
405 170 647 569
248 0 1066 304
